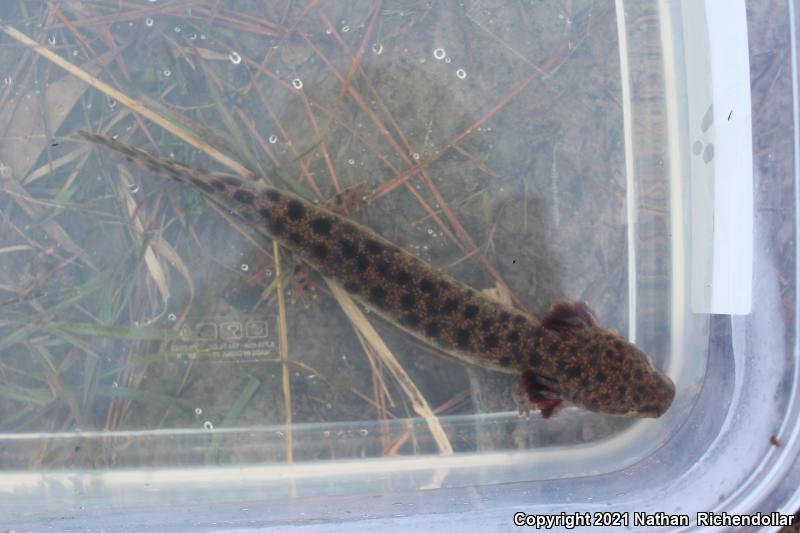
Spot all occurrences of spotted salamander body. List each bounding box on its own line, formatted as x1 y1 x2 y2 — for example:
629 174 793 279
79 131 675 418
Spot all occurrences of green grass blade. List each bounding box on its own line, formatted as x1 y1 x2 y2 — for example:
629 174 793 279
204 375 260 464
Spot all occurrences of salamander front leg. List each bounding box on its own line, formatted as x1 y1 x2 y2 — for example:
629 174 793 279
513 370 563 419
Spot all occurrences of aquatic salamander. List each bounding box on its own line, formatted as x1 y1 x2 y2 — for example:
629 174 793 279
79 131 675 418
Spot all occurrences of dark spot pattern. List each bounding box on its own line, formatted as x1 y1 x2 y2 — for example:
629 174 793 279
499 356 512 367
233 190 255 204
356 256 369 272
344 281 360 293
394 270 411 285
310 243 328 260
266 217 284 235
266 190 280 201
425 322 440 338
528 351 542 367
400 293 416 310
289 232 303 244
419 279 436 293
463 304 479 319
191 178 215 194
507 330 520 343
596 371 607 382
220 176 242 186
369 286 387 305
566 366 582 379
310 218 332 235
442 298 459 313
364 239 382 254
339 239 358 258
513 315 526 325
287 200 306 220
211 180 227 191
480 319 493 331
484 333 499 349
456 328 471 349
375 261 391 278
548 343 559 354
402 314 421 327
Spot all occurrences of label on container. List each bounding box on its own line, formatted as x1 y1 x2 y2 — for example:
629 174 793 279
166 316 278 362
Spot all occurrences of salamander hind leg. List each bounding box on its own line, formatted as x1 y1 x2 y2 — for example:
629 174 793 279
324 182 371 216
290 263 317 308
513 369 564 419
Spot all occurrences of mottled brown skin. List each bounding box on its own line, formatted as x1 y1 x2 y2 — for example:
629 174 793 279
79 131 675 418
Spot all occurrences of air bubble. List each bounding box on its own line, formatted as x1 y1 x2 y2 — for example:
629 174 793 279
203 421 214 430
372 43 383 55
427 228 433 235
163 69 171 77
342 25 350 33
145 17 154 27
188 32 197 40
112 381 119 388
269 134 278 144
292 78 303 90
456 69 467 79
433 47 446 60
444 57 451 64
412 153 420 160
168 313 177 321
348 159 355 165
128 184 140 193
325 28 332 35
229 51 242 65
195 407 203 415
360 429 368 436
173 26 181 33
48 34 56 46
241 264 249 271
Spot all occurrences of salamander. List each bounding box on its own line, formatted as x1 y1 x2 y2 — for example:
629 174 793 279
79 130 675 418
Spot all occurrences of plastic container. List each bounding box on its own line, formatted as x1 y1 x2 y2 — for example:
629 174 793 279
0 0 797 530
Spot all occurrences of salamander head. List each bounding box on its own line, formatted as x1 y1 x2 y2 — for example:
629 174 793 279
542 302 675 417
559 330 675 417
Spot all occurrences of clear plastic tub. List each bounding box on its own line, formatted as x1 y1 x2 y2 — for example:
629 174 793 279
0 0 797 530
